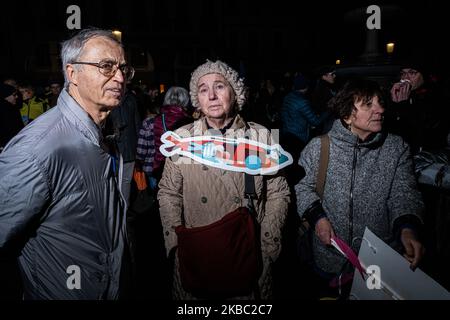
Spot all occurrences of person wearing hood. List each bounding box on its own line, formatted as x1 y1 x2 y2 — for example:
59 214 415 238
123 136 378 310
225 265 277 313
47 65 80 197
295 79 425 298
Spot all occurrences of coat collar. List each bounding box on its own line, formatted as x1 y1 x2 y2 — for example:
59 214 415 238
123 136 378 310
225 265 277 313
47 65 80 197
187 114 255 197
57 89 103 146
192 114 247 136
329 119 386 148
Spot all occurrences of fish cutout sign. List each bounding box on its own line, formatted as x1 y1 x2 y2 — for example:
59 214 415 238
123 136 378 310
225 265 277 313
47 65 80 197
160 131 293 175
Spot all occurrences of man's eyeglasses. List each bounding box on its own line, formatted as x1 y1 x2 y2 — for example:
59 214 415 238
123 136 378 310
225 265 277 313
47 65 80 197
71 60 135 81
400 70 418 77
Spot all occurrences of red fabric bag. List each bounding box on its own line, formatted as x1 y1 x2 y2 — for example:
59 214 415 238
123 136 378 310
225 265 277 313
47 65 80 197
175 207 262 298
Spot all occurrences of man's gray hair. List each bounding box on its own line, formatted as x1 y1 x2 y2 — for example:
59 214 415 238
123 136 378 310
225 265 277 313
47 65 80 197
60 27 122 87
163 86 190 108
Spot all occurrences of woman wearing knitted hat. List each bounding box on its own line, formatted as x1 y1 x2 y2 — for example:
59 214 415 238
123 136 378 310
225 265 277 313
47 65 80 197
158 60 290 300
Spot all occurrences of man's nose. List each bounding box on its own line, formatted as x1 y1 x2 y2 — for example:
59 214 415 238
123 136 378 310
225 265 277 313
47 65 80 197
113 68 125 83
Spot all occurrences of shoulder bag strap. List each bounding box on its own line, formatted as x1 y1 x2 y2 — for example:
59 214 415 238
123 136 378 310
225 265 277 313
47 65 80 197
243 121 257 213
244 173 257 213
316 134 330 199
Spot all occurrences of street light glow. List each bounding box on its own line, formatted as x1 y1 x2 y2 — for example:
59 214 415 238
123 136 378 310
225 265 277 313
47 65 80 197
386 42 395 54
112 30 122 42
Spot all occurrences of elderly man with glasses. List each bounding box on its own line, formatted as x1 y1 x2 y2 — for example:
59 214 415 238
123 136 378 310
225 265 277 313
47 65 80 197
0 28 135 299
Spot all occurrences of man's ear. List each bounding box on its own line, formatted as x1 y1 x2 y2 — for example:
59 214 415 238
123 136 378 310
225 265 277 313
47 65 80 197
66 64 79 86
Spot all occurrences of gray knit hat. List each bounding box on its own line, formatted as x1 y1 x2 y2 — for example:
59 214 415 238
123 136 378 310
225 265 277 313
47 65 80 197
189 60 247 111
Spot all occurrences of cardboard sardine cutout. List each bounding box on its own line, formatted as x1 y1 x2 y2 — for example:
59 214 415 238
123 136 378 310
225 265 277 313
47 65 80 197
159 131 293 175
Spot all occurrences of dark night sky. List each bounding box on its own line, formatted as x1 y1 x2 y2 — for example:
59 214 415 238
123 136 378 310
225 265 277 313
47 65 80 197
1 0 449 87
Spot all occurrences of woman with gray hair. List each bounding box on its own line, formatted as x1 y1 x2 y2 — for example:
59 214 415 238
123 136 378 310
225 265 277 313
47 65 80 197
158 60 290 299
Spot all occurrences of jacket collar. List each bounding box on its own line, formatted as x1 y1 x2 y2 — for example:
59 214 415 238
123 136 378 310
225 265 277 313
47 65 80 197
57 89 103 146
193 114 247 135
329 119 386 148
289 90 306 98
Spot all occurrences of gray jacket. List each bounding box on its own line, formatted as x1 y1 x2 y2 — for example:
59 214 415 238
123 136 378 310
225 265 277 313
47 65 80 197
0 90 128 299
295 119 424 274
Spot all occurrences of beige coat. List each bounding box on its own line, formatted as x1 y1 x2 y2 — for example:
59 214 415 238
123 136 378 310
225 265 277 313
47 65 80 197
158 115 290 299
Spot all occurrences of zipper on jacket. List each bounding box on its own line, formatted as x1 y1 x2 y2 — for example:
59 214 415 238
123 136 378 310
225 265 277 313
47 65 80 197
348 142 359 245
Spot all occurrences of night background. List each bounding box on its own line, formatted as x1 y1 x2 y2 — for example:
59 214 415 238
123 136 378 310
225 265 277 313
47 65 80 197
1 0 449 88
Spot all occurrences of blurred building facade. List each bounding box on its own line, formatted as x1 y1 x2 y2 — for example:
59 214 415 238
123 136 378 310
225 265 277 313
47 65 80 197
1 1 447 88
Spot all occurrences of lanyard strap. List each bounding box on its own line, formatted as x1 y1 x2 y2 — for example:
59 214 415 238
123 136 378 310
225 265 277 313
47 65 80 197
331 235 366 277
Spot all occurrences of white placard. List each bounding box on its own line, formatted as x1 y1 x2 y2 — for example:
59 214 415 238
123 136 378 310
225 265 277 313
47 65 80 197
350 227 450 300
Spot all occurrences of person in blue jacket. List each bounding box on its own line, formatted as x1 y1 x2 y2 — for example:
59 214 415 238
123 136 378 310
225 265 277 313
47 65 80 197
280 73 328 185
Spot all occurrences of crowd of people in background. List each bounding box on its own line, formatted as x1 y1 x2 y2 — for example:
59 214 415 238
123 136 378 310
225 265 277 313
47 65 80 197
4 61 449 160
